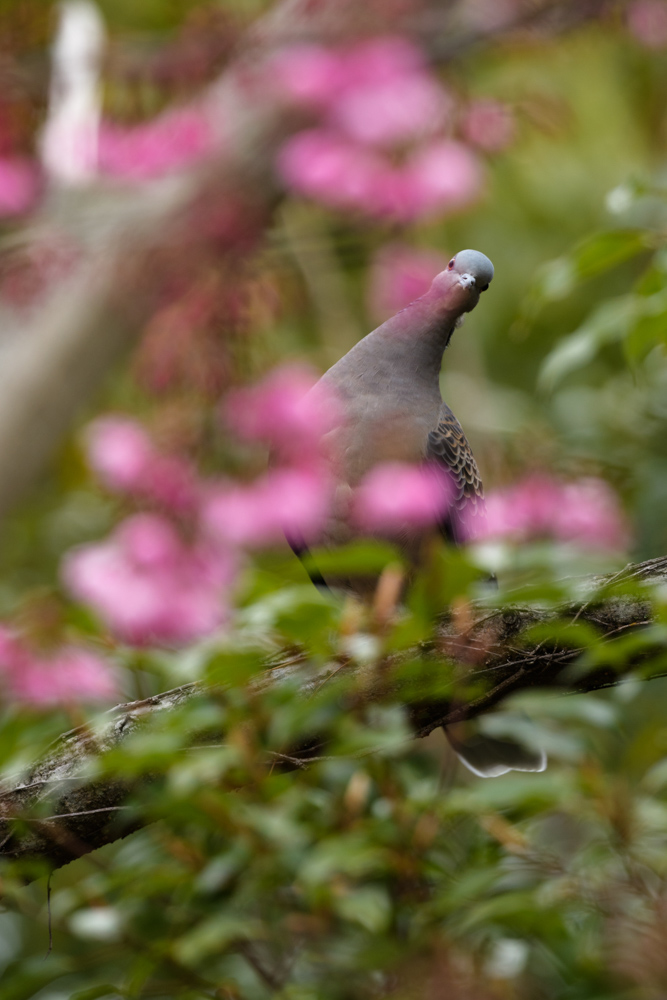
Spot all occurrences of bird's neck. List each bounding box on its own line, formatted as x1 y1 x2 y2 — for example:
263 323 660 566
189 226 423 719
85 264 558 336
375 297 460 378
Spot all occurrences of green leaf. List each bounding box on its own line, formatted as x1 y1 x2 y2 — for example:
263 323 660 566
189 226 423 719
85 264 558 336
299 835 388 886
205 647 266 687
306 540 404 576
173 915 263 965
539 295 637 389
335 885 392 933
71 987 128 1000
536 230 651 303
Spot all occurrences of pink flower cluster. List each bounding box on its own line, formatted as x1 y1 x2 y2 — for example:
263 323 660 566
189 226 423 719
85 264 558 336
207 365 339 548
203 467 332 549
480 475 629 550
214 366 451 543
65 366 457 646
85 417 199 514
0 627 117 706
353 463 451 533
64 513 235 646
274 37 483 222
223 364 340 464
68 418 238 645
0 158 41 217
98 106 216 181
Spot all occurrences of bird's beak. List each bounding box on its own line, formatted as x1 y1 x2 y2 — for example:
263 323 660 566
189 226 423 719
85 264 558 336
458 272 476 289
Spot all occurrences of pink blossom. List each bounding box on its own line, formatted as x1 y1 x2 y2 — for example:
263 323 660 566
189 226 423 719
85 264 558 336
98 107 215 180
352 462 451 534
556 479 630 550
270 44 345 109
277 128 383 211
482 475 629 550
406 140 483 217
340 37 426 88
367 244 448 320
12 648 117 705
274 35 477 222
0 627 117 705
86 417 153 493
0 158 41 216
278 130 482 222
203 466 332 548
63 513 234 646
331 73 449 148
357 161 417 221
270 37 427 112
140 453 200 514
628 1 667 47
271 37 444 143
463 100 515 152
224 364 341 462
85 416 199 514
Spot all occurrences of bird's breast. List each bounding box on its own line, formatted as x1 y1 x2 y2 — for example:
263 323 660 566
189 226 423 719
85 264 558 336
330 395 440 485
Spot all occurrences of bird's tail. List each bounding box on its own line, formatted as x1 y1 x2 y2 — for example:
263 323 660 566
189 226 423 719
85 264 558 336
444 724 547 778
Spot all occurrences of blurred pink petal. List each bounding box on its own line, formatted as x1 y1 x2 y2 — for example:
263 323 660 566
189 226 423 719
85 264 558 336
270 44 345 109
556 479 630 550
224 364 342 461
0 626 117 705
85 416 199 514
86 417 153 493
353 462 451 533
12 648 118 705
361 162 417 221
98 106 215 180
0 625 30 674
367 244 449 320
482 475 629 550
204 466 332 548
279 130 482 222
332 72 449 148
340 37 426 87
142 453 200 514
463 100 516 152
270 37 443 149
0 158 41 216
277 128 382 210
63 513 234 646
628 1 667 47
116 513 183 567
484 476 558 539
406 140 483 217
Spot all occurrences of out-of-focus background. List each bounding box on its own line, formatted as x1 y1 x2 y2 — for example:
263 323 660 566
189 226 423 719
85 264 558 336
3 1 667 997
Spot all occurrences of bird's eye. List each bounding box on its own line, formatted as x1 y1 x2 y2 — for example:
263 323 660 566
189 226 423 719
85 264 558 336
447 258 455 269
480 283 489 291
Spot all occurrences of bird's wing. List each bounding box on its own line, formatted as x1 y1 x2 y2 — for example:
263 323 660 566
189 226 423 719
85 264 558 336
425 403 485 543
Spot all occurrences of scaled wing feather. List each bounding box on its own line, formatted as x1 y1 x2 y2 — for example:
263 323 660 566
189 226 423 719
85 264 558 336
426 404 485 543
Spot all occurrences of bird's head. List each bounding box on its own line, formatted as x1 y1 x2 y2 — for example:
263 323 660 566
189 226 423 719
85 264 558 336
428 249 494 314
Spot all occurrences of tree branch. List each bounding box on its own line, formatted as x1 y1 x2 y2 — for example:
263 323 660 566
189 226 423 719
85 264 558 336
0 557 664 874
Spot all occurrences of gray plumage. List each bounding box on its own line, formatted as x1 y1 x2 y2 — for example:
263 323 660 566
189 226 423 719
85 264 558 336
316 249 493 551
299 248 546 778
